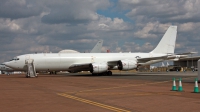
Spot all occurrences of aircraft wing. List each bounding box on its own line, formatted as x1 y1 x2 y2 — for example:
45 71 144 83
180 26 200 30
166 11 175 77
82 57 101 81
134 56 170 66
69 60 119 72
138 54 189 62
69 63 92 72
107 55 177 65
137 54 188 65
175 52 197 55
138 56 168 61
68 54 189 72
107 56 170 67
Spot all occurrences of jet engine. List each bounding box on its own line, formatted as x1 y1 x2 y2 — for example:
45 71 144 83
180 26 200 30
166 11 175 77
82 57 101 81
89 63 108 73
118 60 137 71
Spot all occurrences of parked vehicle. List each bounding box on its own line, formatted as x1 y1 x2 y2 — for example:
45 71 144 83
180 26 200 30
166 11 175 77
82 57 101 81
168 65 181 71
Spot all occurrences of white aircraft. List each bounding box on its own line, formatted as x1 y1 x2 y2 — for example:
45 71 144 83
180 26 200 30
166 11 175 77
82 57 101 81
160 61 170 67
150 66 157 70
5 26 187 75
161 62 165 67
166 62 169 67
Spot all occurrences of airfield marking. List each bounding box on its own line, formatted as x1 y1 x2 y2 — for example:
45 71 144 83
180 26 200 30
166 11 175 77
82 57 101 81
73 92 181 96
65 77 195 94
57 93 131 112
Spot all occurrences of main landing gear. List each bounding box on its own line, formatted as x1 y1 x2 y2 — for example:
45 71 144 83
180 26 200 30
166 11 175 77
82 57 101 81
92 71 112 76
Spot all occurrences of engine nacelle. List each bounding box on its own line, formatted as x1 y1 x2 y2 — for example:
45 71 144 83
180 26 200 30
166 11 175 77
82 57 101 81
89 63 108 73
118 60 137 71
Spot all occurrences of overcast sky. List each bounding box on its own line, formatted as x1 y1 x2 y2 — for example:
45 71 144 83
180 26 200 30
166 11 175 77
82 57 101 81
0 0 200 63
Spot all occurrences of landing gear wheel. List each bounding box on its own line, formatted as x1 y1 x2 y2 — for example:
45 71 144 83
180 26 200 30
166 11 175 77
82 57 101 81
107 71 112 76
26 75 30 78
92 73 97 76
102 72 108 76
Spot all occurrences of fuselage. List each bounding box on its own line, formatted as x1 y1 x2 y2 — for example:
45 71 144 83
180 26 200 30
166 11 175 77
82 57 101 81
5 52 166 71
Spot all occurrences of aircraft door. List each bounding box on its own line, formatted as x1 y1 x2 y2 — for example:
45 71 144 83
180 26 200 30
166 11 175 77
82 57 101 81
25 55 30 60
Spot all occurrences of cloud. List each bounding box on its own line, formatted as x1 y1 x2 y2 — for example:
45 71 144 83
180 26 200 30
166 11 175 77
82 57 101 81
87 17 133 31
0 0 43 19
120 42 154 52
41 0 110 24
119 0 200 23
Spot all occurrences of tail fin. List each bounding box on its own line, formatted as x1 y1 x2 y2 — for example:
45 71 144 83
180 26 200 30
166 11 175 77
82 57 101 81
90 40 103 53
166 62 169 67
161 62 165 67
150 26 177 54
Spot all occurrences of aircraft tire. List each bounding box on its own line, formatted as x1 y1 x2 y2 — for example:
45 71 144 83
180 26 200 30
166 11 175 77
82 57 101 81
107 71 112 76
102 72 107 76
92 73 97 76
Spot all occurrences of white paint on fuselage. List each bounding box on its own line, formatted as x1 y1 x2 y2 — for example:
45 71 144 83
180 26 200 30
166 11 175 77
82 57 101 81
5 53 166 71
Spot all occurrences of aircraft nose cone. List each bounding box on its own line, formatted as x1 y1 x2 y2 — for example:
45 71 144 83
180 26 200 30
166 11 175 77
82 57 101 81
4 62 13 68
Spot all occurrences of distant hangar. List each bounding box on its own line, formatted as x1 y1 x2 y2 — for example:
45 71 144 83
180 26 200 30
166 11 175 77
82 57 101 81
174 56 200 69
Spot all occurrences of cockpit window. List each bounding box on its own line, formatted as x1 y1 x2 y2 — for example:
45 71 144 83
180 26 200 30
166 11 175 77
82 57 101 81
10 57 20 61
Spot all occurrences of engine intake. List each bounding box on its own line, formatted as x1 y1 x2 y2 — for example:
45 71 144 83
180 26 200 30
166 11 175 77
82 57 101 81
118 60 137 71
89 63 108 73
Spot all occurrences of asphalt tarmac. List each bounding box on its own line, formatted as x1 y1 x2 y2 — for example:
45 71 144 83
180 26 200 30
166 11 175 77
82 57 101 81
0 71 199 112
